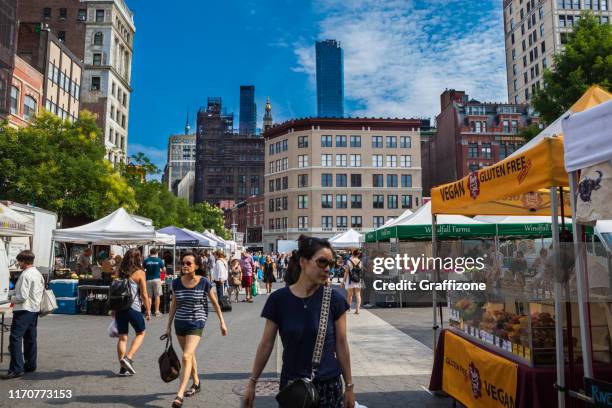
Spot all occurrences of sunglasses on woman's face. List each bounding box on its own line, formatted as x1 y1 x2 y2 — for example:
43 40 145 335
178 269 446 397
314 258 335 269
182 261 193 266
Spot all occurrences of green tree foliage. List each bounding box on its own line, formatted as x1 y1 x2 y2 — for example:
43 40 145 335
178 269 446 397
519 123 542 142
533 12 612 124
0 111 136 220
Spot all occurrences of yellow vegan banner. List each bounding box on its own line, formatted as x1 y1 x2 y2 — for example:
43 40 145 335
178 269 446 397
432 137 570 216
443 331 518 408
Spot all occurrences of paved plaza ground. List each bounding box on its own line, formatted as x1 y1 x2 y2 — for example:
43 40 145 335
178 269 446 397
0 283 454 407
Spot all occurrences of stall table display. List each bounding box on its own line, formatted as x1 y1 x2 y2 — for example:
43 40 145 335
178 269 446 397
78 285 109 315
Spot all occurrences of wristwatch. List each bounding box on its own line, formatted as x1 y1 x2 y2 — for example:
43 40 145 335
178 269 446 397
345 383 354 390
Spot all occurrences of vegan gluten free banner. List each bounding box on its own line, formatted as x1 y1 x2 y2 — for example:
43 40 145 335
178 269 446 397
432 137 570 216
443 331 518 408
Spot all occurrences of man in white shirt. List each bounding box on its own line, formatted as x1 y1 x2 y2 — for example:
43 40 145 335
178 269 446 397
1 250 44 380
212 250 229 300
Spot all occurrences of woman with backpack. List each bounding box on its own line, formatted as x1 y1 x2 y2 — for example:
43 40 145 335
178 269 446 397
113 249 151 377
343 249 362 315
166 252 228 408
243 235 355 408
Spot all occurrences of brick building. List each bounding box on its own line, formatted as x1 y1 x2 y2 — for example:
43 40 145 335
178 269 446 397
0 0 17 120
422 89 538 193
223 195 264 250
9 55 43 127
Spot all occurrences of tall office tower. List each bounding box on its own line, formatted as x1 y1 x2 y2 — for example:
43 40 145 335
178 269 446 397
18 0 136 164
315 39 344 118
503 0 612 104
239 85 256 136
263 96 273 132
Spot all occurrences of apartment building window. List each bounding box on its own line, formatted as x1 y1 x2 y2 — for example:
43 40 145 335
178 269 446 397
282 139 288 151
372 154 383 167
373 195 384 209
402 195 413 209
525 88 530 100
387 174 398 187
298 195 308 209
482 143 492 159
337 216 348 228
336 154 347 167
298 155 308 167
388 195 398 209
282 196 288 210
78 9 87 20
401 174 412 188
351 195 362 208
522 39 526 52
524 72 529 84
298 174 308 187
282 176 288 190
336 174 347 187
322 174 333 187
541 41 546 54
373 174 384 187
275 197 282 211
400 136 411 148
602 16 609 23
351 216 362 228
59 8 68 19
93 53 102 66
10 86 18 114
298 216 308 229
350 174 362 187
513 79 518 92
512 49 516 60
386 136 397 148
511 33 515 45
400 155 412 168
321 154 333 167
559 15 566 27
269 219 274 230
298 136 308 148
95 9 105 22
468 143 478 158
282 158 288 171
322 216 333 229
512 64 517 76
503 120 510 133
321 194 333 209
523 55 527 68
335 135 347 147
350 135 361 147
386 155 397 167
275 142 281 154
269 162 274 174
372 136 383 148
520 8 524 19
336 194 347 209
269 199 274 212
521 23 525 35
91 77 101 91
373 216 385 229
535 64 540 76
43 8 51 18
350 154 361 167
321 135 332 147
23 96 37 121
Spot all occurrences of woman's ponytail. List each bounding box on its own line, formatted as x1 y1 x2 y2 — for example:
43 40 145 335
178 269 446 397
285 250 301 285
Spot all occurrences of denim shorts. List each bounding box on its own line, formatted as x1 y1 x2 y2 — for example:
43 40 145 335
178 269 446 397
115 308 146 335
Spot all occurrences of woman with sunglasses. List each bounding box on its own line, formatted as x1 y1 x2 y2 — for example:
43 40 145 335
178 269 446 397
166 252 228 408
243 235 355 408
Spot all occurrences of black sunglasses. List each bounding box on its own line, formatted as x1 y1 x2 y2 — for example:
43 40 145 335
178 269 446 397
182 261 193 266
314 258 335 269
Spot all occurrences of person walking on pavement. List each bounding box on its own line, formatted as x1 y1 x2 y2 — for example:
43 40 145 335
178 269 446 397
2 250 45 380
115 249 151 376
240 252 256 303
211 250 229 301
206 250 215 279
166 252 228 408
262 255 276 294
343 249 363 315
244 235 355 408
144 248 166 316
228 258 242 303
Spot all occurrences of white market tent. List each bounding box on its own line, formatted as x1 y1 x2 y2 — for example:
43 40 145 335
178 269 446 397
182 228 218 248
201 230 231 250
329 229 363 248
52 208 175 245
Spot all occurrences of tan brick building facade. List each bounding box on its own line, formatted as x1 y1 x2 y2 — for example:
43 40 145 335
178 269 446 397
263 118 422 252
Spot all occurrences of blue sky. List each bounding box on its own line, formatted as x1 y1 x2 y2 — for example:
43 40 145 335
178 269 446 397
127 0 508 170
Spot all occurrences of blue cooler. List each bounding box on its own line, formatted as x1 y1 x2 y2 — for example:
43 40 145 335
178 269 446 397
49 279 79 298
54 297 79 314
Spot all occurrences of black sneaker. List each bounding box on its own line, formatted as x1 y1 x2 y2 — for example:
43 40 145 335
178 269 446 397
120 357 136 374
118 367 132 377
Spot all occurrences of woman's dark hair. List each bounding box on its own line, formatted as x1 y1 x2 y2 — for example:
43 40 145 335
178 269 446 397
119 249 143 277
285 235 333 285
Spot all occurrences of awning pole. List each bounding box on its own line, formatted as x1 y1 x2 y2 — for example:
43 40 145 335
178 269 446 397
569 171 594 378
432 214 439 350
173 245 177 277
551 188 566 408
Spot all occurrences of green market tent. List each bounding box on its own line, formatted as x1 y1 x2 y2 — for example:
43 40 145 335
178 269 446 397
475 215 593 238
366 202 496 242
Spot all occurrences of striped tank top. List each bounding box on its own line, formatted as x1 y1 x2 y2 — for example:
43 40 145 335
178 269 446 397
172 276 212 330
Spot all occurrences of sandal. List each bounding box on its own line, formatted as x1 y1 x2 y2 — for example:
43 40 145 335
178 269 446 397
185 381 201 397
172 395 183 408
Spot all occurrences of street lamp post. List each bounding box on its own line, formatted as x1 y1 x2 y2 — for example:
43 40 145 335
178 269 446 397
231 223 237 245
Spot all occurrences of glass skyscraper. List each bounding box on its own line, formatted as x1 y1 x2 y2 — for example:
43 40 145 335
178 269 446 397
239 85 257 136
315 40 344 118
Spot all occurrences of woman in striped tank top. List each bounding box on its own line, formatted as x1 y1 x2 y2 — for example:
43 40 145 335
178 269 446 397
166 252 228 408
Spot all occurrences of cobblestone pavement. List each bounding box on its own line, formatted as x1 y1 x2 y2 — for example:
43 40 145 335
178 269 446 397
0 283 453 407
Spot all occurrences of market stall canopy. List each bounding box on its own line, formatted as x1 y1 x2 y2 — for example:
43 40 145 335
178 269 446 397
431 86 612 216
475 215 576 238
368 202 495 242
52 208 175 245
330 229 363 248
201 231 231 250
0 202 34 237
157 226 201 247
364 208 412 242
181 228 218 248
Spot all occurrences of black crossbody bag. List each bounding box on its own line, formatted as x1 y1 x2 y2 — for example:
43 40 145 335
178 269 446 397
276 285 332 408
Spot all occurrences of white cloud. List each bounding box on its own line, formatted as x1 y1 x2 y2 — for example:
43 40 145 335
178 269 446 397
294 0 508 120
